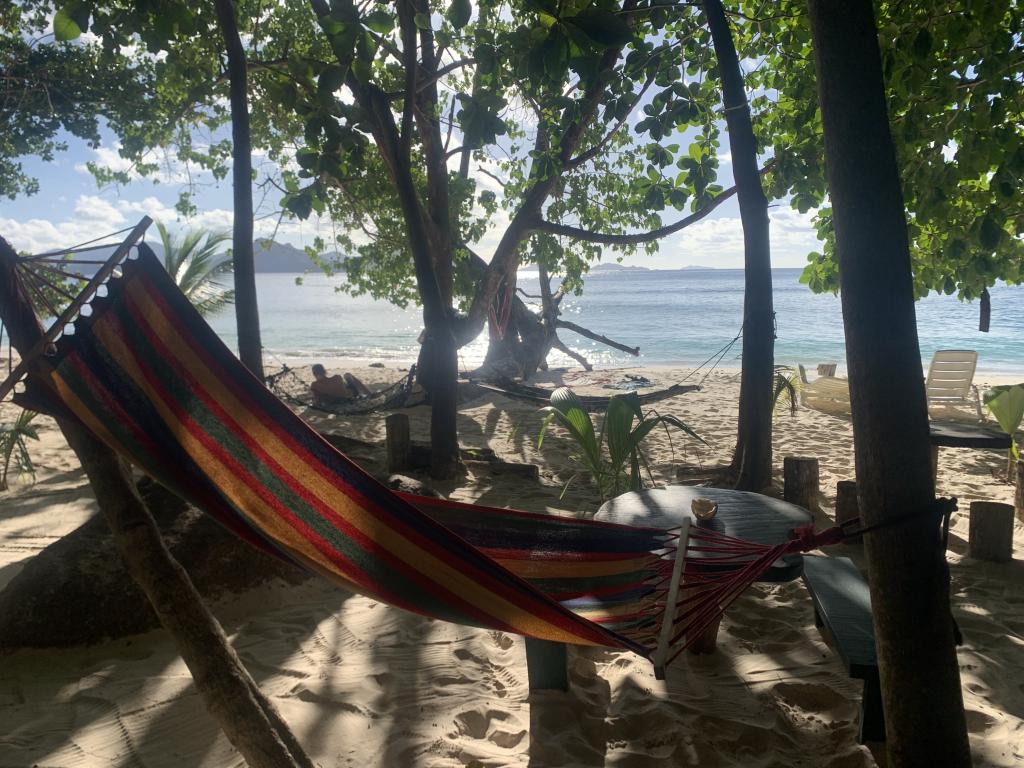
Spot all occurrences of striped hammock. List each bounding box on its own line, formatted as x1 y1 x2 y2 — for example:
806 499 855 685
23 244 824 670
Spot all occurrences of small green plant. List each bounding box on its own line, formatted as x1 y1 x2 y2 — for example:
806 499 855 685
538 387 705 502
1 409 40 491
773 365 802 417
983 384 1024 474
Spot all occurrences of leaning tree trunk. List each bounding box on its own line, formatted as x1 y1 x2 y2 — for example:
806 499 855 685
703 0 774 492
806 2 971 764
0 237 311 768
214 0 264 379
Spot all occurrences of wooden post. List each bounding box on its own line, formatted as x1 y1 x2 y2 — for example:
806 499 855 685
1015 460 1024 524
0 236 313 768
386 413 411 473
930 445 939 485
968 502 1014 563
784 456 820 511
525 639 568 692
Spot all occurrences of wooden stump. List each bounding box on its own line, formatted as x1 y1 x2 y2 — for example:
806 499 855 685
1015 461 1024 524
784 456 820 511
385 413 411 473
687 615 723 655
836 480 860 543
968 502 1013 563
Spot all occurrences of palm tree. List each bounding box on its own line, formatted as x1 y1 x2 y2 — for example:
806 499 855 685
156 221 235 316
1 409 39 491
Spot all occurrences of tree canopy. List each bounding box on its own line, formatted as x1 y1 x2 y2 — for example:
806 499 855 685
735 0 1024 301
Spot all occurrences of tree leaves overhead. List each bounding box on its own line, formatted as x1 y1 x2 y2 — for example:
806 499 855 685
737 0 1023 301
52 8 82 40
447 0 472 29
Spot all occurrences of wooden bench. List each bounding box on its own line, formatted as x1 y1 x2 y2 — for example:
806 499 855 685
802 555 884 743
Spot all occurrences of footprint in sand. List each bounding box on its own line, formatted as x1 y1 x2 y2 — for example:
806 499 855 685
489 630 514 650
451 708 526 748
964 708 999 734
772 681 850 714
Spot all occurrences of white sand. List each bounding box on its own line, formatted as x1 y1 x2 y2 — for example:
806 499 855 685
1 364 1022 767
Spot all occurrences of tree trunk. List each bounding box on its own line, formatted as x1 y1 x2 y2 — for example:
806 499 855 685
214 0 263 379
806 2 971 764
428 328 459 479
703 0 774 492
0 237 311 768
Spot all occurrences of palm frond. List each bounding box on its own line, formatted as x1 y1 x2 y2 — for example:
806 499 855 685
155 221 234 317
1 409 40 490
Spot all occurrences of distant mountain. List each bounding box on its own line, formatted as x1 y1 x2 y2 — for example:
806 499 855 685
590 262 650 272
679 265 719 270
254 241 346 273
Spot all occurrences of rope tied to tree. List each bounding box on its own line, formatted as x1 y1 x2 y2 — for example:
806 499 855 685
487 272 515 340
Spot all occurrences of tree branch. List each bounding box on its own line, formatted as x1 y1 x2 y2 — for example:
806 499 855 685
535 160 774 245
552 337 593 371
556 319 639 356
566 73 655 170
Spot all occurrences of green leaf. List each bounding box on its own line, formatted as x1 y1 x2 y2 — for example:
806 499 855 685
912 28 932 60
978 214 1003 250
318 64 346 95
53 8 82 41
414 12 432 30
447 0 472 29
364 10 394 34
562 9 632 48
983 384 1024 440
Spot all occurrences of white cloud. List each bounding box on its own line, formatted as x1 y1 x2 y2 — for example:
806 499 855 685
625 203 822 270
72 195 126 227
75 143 207 185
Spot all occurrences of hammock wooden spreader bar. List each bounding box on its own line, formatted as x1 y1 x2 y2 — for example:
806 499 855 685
0 216 152 405
4 241 840 670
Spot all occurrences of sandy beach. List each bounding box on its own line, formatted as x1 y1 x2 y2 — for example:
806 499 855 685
1 363 1021 767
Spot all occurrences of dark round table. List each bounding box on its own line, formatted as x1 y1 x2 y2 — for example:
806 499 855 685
596 486 814 581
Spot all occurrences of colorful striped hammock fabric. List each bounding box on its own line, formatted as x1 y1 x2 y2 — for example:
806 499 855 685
41 248 678 653
30 245 818 668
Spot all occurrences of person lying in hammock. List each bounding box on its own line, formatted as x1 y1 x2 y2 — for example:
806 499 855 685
310 364 372 405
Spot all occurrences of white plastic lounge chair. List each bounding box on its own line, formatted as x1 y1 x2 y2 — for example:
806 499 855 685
798 364 851 417
925 350 983 420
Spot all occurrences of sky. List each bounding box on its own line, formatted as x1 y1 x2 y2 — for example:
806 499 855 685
0 117 825 273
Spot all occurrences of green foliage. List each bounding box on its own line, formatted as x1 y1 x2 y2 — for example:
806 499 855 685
983 384 1024 461
736 0 1024 301
772 365 801 417
0 8 155 198
156 222 234 316
537 387 704 501
0 410 40 491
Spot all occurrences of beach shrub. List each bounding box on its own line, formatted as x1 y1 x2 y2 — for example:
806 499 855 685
0 409 40 491
983 384 1024 472
773 365 801 417
538 387 704 502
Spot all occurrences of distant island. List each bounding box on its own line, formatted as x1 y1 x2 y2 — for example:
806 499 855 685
679 265 719 270
254 241 346 273
589 262 650 272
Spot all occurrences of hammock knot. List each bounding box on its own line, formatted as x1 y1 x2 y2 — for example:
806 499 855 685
786 523 845 553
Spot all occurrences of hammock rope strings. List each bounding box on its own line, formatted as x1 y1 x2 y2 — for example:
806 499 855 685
0 217 151 405
488 272 515 340
264 363 417 416
19 241 874 666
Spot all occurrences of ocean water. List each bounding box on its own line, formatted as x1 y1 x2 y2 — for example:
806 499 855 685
206 268 1024 375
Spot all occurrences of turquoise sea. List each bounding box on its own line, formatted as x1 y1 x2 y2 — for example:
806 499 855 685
207 268 1024 376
